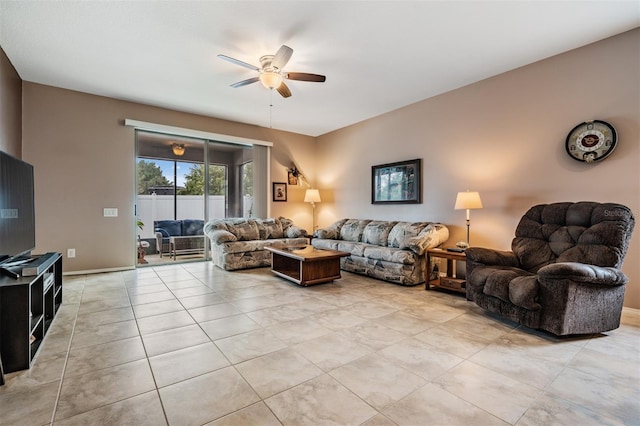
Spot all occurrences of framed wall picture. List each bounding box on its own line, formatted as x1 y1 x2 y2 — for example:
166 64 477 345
273 182 287 202
372 158 422 204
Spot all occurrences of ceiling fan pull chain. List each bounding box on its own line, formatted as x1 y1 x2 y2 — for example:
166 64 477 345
269 90 273 129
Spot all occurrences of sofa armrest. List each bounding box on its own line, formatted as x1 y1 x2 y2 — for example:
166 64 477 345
286 225 308 238
205 229 238 245
155 231 167 255
538 262 628 286
314 228 338 239
405 223 450 255
465 247 520 267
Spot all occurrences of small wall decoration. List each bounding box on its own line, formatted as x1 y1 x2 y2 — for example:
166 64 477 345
372 158 422 204
273 182 287 202
287 170 299 185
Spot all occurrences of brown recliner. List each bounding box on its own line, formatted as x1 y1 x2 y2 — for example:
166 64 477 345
465 202 635 336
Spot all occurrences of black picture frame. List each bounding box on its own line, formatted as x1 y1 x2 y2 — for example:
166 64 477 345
372 158 422 204
273 182 287 202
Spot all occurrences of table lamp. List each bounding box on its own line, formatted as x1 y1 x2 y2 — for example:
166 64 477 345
304 189 321 232
454 191 483 247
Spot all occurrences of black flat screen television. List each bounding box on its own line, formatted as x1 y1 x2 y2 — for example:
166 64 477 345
0 151 36 265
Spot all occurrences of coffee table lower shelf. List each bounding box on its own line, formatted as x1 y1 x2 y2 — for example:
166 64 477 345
265 245 349 286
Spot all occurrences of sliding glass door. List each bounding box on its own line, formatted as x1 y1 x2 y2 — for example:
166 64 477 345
135 130 267 266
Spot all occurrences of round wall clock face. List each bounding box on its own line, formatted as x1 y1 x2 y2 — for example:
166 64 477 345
565 120 617 163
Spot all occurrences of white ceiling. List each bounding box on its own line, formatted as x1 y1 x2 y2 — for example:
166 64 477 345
1 1 638 137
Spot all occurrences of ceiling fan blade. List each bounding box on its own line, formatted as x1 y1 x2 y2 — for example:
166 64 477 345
272 45 293 70
285 72 326 83
230 77 260 88
276 81 292 98
218 54 259 71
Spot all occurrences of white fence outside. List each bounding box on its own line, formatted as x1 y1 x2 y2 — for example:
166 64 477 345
137 194 253 239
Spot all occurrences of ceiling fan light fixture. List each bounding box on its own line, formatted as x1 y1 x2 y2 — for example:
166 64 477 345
172 143 185 156
259 71 283 89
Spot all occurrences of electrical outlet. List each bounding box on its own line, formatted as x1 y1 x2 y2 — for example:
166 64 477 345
103 208 118 217
67 248 76 258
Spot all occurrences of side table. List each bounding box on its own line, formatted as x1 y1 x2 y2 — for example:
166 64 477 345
426 248 466 294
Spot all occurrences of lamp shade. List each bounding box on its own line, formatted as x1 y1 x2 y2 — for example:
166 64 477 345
304 189 321 203
454 191 483 210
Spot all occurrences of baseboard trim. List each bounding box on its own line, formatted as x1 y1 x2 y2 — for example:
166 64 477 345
622 306 640 315
63 265 135 276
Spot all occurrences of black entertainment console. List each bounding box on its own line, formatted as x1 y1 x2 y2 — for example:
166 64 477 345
0 252 62 374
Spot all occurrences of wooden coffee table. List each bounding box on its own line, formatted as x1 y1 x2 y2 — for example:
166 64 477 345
265 245 349 286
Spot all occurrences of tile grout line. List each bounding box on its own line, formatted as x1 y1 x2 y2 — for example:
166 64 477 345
48 274 85 425
126 268 173 426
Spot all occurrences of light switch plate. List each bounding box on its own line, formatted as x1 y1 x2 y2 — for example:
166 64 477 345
103 208 118 217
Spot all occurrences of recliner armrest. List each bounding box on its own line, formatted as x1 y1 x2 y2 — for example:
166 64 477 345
465 247 520 267
538 262 628 286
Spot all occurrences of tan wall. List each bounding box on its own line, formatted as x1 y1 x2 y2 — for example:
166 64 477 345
22 84 316 272
316 29 640 308
0 46 22 157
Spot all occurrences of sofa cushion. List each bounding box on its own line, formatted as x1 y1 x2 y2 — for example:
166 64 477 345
340 219 371 242
337 241 367 257
258 218 284 239
311 238 340 251
218 237 308 254
225 219 260 241
475 266 540 311
315 219 348 239
387 222 429 249
182 219 205 236
362 221 397 246
362 245 417 264
154 220 182 237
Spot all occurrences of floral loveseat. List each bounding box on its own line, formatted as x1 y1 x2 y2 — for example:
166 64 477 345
311 219 449 285
204 217 308 270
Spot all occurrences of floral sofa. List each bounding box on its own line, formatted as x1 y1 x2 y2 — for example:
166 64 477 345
204 217 308 270
311 219 449 285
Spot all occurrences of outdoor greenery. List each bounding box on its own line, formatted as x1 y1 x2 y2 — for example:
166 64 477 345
137 159 171 194
179 164 226 195
138 159 252 197
242 162 253 196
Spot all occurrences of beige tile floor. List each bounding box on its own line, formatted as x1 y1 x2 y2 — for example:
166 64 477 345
1 262 639 425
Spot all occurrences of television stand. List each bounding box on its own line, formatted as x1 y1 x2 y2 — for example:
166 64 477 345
0 252 62 373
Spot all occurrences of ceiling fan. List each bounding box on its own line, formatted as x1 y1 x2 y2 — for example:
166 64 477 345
218 45 326 98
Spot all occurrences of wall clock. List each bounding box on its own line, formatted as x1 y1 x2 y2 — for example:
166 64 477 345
565 120 617 163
